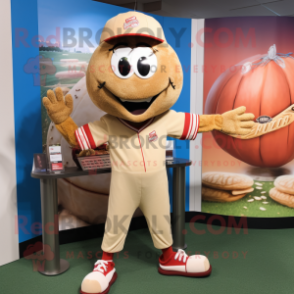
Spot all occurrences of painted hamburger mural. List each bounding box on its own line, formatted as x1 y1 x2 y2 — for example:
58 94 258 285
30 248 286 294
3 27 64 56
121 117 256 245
205 44 294 168
201 17 294 218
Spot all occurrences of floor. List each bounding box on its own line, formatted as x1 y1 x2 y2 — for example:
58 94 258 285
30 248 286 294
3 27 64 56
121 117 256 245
1 223 293 294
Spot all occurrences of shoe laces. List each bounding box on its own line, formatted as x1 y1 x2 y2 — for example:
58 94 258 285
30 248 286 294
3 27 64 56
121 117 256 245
94 260 109 272
174 249 188 263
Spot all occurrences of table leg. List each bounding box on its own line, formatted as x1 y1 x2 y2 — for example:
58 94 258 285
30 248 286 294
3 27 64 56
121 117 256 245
39 178 69 276
172 166 187 250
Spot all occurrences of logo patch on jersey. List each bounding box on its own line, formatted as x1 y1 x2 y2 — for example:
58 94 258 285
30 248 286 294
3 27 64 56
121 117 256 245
149 130 158 142
124 16 139 30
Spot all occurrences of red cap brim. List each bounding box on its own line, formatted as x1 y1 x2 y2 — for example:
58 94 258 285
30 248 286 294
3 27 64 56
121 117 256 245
104 33 164 43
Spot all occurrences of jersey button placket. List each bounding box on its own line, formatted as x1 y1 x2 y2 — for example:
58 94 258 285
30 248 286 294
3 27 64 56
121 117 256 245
137 132 146 172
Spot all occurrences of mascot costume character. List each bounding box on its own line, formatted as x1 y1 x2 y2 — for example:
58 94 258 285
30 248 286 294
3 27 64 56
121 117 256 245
43 11 255 294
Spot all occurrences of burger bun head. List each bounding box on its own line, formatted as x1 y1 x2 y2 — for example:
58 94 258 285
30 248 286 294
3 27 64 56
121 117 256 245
86 12 183 123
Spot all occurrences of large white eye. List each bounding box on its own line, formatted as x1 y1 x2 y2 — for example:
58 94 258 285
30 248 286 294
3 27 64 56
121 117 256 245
131 47 157 79
111 47 134 79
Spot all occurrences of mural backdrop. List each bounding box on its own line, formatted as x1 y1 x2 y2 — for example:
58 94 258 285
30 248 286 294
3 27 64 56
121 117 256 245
202 17 294 218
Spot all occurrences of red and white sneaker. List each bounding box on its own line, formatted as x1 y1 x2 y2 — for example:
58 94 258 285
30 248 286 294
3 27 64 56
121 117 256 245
158 249 212 277
80 260 117 294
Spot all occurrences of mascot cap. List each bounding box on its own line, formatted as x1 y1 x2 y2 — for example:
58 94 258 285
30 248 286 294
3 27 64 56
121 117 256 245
100 11 165 44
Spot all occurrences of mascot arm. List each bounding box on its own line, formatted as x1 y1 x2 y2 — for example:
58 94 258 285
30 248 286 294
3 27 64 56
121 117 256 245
43 88 109 153
199 106 255 135
166 107 254 140
198 114 222 133
74 119 109 151
55 117 79 147
43 87 78 147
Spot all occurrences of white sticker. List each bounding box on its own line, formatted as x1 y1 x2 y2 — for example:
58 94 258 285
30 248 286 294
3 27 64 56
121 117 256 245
50 154 62 162
49 146 61 154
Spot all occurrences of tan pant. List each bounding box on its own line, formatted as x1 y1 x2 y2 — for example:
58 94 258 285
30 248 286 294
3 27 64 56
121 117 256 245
101 168 173 252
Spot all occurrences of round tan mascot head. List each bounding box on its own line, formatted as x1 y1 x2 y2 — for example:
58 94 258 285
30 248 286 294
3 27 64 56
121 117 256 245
86 11 183 123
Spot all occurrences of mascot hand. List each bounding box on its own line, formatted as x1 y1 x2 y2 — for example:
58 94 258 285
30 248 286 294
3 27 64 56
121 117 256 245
43 87 73 125
77 149 96 157
220 106 255 135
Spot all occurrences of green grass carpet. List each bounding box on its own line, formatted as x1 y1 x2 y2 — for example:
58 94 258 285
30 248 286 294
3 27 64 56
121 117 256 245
1 223 293 294
202 181 294 218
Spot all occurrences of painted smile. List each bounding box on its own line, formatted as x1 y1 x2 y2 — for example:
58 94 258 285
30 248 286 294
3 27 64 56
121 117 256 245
114 92 162 115
98 78 175 115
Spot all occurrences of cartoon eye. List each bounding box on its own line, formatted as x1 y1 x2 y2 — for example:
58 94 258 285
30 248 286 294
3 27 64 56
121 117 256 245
118 57 131 76
111 47 134 79
137 57 150 76
131 47 157 79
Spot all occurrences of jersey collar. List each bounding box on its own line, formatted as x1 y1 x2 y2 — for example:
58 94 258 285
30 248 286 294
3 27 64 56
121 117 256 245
118 117 154 133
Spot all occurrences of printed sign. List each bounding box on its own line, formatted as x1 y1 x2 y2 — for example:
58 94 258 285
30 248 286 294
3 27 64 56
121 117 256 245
124 16 139 30
148 130 158 142
48 145 63 171
33 153 47 172
49 145 61 154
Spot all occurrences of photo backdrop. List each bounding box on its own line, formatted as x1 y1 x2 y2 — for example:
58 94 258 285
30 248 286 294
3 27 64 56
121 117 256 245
202 17 294 218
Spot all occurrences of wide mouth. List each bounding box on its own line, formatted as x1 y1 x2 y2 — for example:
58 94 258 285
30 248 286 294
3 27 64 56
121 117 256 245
114 91 162 115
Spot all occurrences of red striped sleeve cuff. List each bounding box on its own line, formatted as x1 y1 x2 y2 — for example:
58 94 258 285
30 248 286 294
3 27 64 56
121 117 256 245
74 124 96 150
180 113 199 140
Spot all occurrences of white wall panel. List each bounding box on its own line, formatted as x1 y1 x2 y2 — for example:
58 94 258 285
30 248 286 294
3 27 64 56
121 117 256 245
189 19 205 212
0 0 19 266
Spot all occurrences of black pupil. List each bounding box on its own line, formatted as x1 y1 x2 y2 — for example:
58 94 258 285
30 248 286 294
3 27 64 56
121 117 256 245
119 57 131 76
137 57 150 76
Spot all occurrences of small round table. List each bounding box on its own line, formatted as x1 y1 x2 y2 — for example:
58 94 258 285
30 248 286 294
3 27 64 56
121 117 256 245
31 158 191 276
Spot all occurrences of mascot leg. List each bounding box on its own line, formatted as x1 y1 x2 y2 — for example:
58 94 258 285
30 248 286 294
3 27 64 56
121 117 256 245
140 169 212 277
80 171 140 294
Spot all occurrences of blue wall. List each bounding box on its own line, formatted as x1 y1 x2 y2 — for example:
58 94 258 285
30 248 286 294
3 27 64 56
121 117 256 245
11 0 192 243
11 0 42 243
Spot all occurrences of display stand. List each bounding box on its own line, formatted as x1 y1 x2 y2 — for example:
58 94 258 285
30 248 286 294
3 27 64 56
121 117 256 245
31 158 191 276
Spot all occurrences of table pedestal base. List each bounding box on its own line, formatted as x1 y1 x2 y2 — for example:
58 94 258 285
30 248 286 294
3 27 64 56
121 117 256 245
38 259 69 276
172 166 187 251
40 178 69 276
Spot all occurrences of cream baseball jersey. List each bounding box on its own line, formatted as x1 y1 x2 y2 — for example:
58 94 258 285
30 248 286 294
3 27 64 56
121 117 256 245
75 110 199 173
